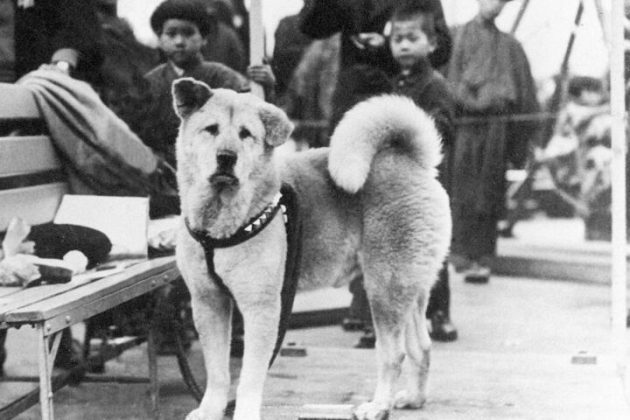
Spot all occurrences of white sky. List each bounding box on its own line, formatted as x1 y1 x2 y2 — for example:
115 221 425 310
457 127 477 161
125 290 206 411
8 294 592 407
118 0 611 82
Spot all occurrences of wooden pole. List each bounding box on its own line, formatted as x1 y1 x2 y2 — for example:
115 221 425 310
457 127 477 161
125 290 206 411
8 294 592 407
610 0 627 374
248 0 265 99
593 0 610 46
510 0 531 35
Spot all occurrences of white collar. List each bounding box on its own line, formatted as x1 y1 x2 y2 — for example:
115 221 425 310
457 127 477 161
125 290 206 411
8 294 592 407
170 63 185 76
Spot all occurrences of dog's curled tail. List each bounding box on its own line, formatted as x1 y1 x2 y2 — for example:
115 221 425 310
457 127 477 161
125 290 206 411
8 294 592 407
328 94 443 194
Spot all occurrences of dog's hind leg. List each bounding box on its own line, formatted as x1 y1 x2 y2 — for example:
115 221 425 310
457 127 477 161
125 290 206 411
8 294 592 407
186 289 233 420
394 291 432 409
354 271 411 420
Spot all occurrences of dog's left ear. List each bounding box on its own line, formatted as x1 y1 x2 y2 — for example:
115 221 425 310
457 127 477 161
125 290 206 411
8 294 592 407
172 78 213 119
258 102 294 146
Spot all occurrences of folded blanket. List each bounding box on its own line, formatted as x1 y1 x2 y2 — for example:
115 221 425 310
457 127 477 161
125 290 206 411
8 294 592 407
18 69 176 198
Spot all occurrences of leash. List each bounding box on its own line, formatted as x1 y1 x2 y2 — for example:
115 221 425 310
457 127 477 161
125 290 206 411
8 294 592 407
185 183 301 367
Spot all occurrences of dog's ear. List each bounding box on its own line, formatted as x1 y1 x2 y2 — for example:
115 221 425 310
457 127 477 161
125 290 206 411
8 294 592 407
258 103 294 146
172 78 213 119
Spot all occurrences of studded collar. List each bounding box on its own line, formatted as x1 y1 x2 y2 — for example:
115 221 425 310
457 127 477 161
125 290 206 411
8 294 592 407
185 191 285 249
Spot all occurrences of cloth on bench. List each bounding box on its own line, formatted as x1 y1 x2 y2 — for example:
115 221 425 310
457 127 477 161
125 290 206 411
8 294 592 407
17 69 177 200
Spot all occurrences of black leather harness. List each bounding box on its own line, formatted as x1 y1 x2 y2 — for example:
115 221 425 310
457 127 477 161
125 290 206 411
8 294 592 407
185 183 301 366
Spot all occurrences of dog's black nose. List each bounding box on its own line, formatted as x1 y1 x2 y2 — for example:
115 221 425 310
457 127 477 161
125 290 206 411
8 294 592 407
216 150 237 168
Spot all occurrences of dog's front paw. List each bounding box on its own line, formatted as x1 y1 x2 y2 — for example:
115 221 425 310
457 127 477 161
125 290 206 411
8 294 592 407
185 409 203 420
353 401 390 420
393 389 426 409
233 411 261 420
186 408 223 420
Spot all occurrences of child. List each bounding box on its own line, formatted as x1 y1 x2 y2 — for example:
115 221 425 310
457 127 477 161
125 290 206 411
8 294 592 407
141 0 275 171
389 1 458 341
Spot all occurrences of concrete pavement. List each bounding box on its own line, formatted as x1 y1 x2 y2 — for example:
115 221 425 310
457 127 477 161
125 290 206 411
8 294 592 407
494 216 628 285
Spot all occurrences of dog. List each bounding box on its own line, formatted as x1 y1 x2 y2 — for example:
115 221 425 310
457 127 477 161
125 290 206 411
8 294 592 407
173 78 451 420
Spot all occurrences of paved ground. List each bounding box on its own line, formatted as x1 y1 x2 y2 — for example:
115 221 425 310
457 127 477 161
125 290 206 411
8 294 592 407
1 217 630 419
494 217 629 284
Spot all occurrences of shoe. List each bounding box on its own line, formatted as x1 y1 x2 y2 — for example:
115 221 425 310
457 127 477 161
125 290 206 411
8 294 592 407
341 317 366 331
355 328 376 349
449 254 472 273
428 311 458 342
463 262 490 284
54 338 84 370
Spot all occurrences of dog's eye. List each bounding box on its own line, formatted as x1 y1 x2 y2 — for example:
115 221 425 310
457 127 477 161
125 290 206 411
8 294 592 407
204 124 219 136
239 127 251 140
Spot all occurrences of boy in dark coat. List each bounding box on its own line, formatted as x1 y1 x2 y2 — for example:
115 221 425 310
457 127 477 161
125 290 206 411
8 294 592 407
390 1 457 341
141 0 276 171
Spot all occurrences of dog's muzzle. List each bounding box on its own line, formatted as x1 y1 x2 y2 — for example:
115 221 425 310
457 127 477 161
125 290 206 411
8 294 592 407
210 150 239 187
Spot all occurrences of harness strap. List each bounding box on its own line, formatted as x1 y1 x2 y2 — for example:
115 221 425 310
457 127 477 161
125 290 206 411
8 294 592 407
186 191 283 248
185 183 301 367
270 183 301 366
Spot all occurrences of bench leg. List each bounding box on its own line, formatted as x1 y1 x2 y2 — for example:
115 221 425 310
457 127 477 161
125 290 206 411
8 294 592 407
147 326 160 420
37 326 62 420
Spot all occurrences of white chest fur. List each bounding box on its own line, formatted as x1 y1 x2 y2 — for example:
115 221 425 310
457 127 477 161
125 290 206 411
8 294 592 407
210 214 288 305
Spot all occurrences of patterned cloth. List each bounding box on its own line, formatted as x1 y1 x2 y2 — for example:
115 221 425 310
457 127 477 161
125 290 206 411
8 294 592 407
19 69 175 199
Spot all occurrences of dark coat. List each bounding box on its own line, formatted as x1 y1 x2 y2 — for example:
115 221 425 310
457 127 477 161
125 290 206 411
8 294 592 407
202 21 247 74
446 17 540 259
447 17 539 216
14 0 102 81
272 14 313 99
281 34 340 148
393 57 456 192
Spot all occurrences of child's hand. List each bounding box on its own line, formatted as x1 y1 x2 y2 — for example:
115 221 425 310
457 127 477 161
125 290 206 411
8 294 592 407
247 64 276 89
350 32 386 50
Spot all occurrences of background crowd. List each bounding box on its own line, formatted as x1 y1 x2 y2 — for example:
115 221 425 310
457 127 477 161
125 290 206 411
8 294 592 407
0 0 620 371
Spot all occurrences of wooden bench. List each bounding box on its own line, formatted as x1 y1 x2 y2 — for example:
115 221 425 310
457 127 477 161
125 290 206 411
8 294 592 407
0 83 180 420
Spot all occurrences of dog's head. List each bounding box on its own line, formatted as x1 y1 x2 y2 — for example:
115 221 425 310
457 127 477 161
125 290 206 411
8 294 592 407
172 78 293 202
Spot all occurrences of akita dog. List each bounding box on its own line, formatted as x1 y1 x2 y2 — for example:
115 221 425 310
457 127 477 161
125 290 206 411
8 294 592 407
173 78 451 420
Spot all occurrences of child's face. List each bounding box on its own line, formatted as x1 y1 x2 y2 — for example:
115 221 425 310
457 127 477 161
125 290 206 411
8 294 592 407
477 0 508 21
159 19 206 68
389 19 436 71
